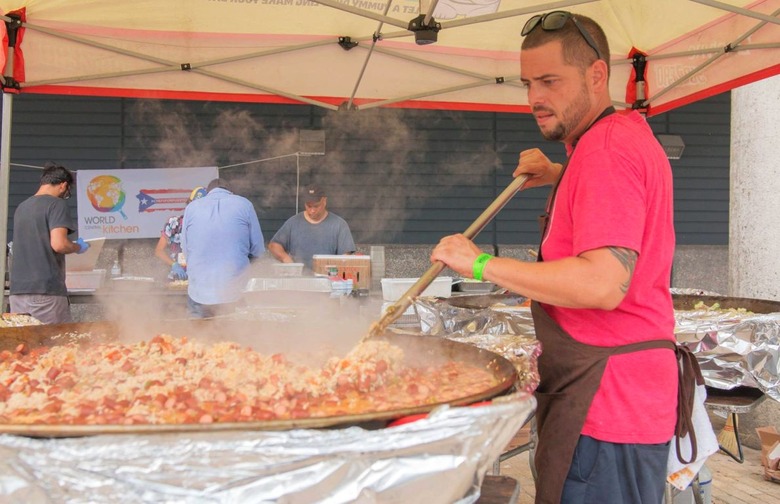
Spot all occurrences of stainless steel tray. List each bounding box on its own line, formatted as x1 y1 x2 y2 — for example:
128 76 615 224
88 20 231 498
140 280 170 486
454 280 497 294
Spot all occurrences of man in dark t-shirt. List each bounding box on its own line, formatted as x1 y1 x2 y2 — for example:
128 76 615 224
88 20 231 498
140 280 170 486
10 163 89 324
268 184 356 270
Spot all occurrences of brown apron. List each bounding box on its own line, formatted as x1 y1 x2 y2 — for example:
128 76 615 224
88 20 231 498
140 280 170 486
531 301 676 504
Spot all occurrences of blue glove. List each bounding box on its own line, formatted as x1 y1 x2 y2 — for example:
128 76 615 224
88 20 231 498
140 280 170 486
75 237 90 254
171 263 187 280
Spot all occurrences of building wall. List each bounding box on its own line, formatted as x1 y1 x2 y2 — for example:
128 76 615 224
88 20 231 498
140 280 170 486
2 92 730 248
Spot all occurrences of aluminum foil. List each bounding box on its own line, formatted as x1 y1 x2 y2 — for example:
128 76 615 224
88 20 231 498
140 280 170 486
0 392 535 504
409 292 780 402
414 296 535 339
406 296 541 394
675 306 780 401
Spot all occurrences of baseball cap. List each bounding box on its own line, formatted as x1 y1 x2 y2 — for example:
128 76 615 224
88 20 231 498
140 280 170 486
302 184 326 203
188 186 207 203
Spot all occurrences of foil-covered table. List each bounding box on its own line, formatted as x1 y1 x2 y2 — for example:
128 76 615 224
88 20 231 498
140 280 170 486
410 292 780 403
673 294 780 402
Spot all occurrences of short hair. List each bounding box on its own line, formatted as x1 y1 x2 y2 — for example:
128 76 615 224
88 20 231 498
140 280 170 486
521 13 610 77
206 178 232 193
39 162 74 186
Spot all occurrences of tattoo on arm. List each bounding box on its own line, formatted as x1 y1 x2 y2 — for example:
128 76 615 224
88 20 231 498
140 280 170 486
608 247 637 294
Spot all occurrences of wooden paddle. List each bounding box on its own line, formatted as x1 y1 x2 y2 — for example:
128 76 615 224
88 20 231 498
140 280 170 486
365 174 531 340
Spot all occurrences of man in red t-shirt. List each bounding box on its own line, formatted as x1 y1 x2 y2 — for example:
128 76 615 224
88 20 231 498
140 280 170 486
432 11 677 504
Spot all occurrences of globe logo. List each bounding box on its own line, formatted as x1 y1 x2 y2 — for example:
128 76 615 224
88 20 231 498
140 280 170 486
86 175 127 219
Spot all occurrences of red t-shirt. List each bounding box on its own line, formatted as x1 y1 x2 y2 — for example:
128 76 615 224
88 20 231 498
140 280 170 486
539 110 678 444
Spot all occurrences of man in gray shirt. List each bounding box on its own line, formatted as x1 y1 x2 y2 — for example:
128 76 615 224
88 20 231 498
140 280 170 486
10 163 90 324
269 185 355 270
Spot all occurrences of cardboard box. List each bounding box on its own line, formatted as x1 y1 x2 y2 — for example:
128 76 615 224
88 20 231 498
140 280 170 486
312 255 371 290
65 237 105 272
756 426 780 483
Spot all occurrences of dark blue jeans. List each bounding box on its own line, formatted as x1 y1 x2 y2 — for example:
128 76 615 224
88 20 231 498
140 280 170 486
561 435 669 504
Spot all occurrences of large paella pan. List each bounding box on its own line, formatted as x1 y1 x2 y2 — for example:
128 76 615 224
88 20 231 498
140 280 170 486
0 319 518 437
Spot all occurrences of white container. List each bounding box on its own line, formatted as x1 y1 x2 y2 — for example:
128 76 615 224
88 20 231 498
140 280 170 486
272 262 304 277
66 269 106 290
380 276 453 302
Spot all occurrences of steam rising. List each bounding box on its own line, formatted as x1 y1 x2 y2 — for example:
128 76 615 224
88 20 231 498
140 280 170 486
93 100 500 351
128 100 499 242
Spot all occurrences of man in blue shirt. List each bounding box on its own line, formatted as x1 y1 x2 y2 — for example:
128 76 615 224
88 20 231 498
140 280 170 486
181 178 264 318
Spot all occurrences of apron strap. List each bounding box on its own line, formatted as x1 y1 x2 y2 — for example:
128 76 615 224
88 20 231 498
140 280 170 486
610 338 676 355
674 344 705 464
610 339 704 464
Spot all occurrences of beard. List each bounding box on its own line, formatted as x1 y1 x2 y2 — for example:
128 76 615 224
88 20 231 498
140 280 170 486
536 83 591 142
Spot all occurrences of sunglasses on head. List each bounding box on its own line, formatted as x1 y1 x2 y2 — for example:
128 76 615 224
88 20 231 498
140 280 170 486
521 11 604 62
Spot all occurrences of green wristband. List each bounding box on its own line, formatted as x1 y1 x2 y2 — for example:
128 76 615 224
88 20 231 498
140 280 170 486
472 253 493 281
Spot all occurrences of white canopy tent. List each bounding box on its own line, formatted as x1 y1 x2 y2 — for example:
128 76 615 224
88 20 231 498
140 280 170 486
2 1 779 113
1 0 779 295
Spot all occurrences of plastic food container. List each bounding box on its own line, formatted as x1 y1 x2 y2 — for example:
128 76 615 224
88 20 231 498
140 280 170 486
65 269 106 290
272 263 304 277
380 277 453 302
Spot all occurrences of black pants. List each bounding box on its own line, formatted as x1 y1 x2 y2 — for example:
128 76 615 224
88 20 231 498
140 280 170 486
562 435 669 504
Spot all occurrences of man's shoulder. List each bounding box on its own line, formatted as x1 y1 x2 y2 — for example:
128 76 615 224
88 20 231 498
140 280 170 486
580 111 656 155
606 110 653 138
16 195 35 209
287 212 306 222
204 192 255 209
231 194 257 208
325 212 348 225
21 194 54 204
20 194 65 212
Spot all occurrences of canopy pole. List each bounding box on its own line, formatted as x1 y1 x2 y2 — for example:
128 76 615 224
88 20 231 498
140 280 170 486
0 14 22 311
0 93 13 310
346 0 395 110
296 153 301 214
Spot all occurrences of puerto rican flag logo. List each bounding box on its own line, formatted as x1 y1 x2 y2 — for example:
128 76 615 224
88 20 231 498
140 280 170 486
136 189 191 213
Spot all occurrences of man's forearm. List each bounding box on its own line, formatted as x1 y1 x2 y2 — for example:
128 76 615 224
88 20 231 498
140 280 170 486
267 242 292 263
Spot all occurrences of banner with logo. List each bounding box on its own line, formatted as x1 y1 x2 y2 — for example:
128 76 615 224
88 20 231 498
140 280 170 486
76 167 218 239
